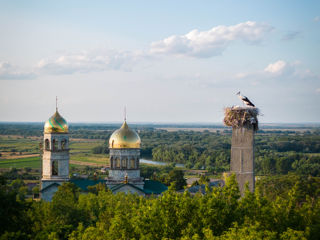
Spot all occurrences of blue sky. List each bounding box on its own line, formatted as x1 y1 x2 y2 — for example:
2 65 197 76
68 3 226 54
0 0 319 123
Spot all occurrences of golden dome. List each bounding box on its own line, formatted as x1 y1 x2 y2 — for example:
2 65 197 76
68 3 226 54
44 111 68 134
109 121 141 149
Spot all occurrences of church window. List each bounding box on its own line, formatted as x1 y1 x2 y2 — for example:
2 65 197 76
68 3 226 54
110 157 113 168
130 158 135 169
52 139 58 151
122 157 128 168
61 139 67 150
115 158 120 168
45 139 50 150
52 161 58 176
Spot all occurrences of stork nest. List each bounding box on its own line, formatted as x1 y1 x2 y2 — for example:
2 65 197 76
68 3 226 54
224 106 259 131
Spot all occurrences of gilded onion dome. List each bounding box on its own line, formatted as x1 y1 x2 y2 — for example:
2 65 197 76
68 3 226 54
109 121 141 149
44 111 68 134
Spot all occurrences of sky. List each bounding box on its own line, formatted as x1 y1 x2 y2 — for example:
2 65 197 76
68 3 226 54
0 0 319 123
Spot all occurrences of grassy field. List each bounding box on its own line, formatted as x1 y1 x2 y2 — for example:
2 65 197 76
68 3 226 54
0 135 107 169
0 156 41 168
70 140 104 152
0 135 41 154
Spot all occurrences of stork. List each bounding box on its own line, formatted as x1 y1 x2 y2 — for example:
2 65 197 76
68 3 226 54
236 92 255 107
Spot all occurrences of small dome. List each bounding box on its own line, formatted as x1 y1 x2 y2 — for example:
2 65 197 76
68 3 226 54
109 121 140 149
44 111 68 134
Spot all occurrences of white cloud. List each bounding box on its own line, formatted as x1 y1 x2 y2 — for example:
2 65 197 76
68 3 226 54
150 21 273 58
235 60 320 86
314 16 320 22
37 49 147 75
264 60 287 74
0 62 36 80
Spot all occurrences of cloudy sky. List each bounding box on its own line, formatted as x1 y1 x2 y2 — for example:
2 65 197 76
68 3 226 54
0 0 319 123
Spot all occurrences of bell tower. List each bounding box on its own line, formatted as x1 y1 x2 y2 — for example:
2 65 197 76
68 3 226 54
106 120 144 190
40 105 70 201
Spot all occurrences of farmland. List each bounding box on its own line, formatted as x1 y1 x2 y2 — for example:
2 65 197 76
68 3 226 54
0 135 108 170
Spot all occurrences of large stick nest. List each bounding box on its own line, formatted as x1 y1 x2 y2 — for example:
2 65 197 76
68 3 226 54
224 106 259 131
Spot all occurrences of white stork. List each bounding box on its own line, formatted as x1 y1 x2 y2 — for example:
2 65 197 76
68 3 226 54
236 92 255 107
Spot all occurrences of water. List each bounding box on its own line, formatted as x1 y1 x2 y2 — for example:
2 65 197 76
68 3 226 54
140 159 185 168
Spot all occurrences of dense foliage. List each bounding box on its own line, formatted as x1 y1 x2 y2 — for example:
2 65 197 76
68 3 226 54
90 129 320 176
140 165 187 189
1 174 320 239
141 130 320 176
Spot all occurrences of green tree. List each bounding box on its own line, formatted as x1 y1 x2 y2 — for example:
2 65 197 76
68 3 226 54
166 169 186 190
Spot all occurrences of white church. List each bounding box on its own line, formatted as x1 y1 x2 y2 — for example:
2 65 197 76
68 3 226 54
40 109 167 201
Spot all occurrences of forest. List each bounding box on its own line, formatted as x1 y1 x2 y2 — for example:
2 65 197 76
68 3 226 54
1 174 319 240
94 128 320 177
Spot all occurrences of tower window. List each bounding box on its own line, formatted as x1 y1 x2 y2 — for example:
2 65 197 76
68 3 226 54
122 157 128 168
52 161 58 176
45 139 50 150
115 158 120 168
52 139 58 151
110 157 113 168
61 139 67 150
130 158 135 169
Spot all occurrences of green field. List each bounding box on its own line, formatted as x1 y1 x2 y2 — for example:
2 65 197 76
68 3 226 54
0 135 40 153
0 135 106 169
0 156 40 168
70 153 109 164
69 140 104 153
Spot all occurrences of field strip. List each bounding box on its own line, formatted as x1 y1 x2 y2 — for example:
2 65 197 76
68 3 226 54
70 160 107 167
1 154 39 160
0 158 39 165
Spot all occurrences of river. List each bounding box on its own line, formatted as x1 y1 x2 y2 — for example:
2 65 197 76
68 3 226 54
140 159 185 168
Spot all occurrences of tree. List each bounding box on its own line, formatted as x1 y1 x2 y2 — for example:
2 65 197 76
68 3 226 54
47 183 87 239
166 169 186 190
0 176 31 237
87 183 106 195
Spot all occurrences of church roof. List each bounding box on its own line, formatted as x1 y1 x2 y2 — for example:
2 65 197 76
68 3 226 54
70 179 105 191
109 121 141 149
44 110 68 134
40 182 60 193
69 179 167 195
109 179 168 195
143 180 168 194
110 183 146 195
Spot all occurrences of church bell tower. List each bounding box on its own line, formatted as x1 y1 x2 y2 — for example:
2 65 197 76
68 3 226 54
40 106 69 201
106 120 144 190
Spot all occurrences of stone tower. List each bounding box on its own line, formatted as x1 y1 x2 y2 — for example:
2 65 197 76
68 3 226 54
224 107 259 193
40 110 69 201
230 127 255 193
106 120 144 190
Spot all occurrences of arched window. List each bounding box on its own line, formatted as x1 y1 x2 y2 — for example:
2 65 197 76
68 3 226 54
52 139 58 151
45 139 50 150
61 139 67 150
130 158 135 169
110 157 113 168
52 161 58 176
115 157 120 168
122 157 128 168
